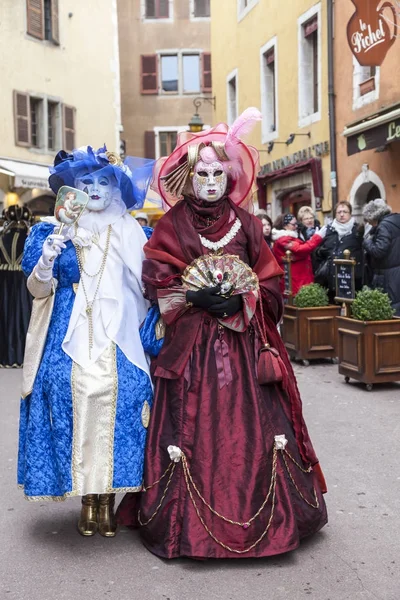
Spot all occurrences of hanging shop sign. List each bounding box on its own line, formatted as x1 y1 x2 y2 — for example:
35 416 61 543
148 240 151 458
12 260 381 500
347 0 398 67
347 116 400 155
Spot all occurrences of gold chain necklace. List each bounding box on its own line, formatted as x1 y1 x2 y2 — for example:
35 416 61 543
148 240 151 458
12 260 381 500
75 225 112 360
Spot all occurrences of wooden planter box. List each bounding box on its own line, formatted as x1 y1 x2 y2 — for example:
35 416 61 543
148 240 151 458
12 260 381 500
282 305 341 365
337 317 400 390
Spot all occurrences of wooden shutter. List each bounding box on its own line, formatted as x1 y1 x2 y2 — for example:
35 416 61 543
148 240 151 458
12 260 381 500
194 0 210 18
27 0 44 40
145 0 156 18
63 105 76 151
51 0 59 44
304 16 318 37
144 131 156 159
141 55 158 94
201 53 212 92
13 91 31 147
266 48 275 65
158 0 169 18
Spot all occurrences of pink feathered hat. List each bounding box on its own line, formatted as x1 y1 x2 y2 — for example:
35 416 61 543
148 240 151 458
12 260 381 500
151 108 261 210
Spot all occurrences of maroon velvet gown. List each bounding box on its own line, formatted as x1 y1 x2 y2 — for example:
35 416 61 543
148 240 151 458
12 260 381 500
118 196 327 559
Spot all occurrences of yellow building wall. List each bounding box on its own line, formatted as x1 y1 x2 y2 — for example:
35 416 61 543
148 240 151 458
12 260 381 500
210 0 332 216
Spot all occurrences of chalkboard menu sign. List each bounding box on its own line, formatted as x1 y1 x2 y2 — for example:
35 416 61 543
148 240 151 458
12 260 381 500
336 264 354 300
334 251 356 304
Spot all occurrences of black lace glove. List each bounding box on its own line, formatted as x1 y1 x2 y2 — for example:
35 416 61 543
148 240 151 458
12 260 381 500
186 287 225 311
208 294 243 318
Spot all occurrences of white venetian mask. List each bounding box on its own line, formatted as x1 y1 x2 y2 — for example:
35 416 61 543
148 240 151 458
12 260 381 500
192 160 227 203
74 172 116 212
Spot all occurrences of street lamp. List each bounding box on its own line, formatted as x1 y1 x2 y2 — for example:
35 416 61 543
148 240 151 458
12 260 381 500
188 96 216 133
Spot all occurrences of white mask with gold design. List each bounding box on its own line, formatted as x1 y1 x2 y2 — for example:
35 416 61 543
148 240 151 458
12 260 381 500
192 161 227 203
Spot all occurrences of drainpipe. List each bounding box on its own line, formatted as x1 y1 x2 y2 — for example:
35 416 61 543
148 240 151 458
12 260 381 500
328 0 338 214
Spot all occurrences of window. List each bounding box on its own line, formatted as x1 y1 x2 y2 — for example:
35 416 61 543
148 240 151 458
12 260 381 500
159 131 177 156
161 55 179 93
182 55 201 93
26 0 59 44
141 52 211 95
13 90 73 153
227 70 238 125
352 58 380 110
260 38 278 143
145 0 169 19
30 98 42 147
237 0 259 21
47 101 59 150
154 127 186 159
192 0 210 18
298 5 321 127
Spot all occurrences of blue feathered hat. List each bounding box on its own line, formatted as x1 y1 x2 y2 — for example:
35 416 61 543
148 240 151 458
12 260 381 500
49 145 155 210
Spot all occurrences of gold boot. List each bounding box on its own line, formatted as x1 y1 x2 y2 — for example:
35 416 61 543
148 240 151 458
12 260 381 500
98 493 117 537
78 494 98 537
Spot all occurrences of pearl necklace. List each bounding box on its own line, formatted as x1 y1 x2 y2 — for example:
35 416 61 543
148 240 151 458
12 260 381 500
199 218 242 251
75 225 112 360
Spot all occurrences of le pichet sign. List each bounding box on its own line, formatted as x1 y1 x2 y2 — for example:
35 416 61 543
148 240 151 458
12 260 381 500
347 0 398 66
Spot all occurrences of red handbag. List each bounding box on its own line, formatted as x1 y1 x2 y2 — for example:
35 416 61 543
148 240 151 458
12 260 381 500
254 295 287 386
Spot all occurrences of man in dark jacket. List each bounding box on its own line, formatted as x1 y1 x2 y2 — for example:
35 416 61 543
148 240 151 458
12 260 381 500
314 200 364 303
363 199 400 316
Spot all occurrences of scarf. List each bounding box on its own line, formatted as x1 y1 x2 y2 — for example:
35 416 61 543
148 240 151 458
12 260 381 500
331 217 355 240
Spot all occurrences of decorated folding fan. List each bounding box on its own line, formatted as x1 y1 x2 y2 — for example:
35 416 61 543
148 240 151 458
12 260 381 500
182 254 259 297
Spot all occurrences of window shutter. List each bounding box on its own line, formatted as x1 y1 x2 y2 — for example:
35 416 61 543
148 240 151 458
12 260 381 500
304 16 318 37
13 91 31 146
63 105 76 151
144 131 156 159
145 0 156 18
51 0 59 44
158 0 169 18
141 55 158 94
27 0 44 40
201 53 212 92
194 0 210 18
266 48 275 65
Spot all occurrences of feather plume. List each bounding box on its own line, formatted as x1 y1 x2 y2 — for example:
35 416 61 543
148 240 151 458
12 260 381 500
225 107 261 161
226 107 262 143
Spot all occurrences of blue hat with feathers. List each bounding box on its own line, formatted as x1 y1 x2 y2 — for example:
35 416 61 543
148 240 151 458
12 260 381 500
49 145 155 210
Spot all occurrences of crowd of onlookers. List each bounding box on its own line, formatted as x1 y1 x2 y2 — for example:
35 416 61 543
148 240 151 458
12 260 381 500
256 198 400 316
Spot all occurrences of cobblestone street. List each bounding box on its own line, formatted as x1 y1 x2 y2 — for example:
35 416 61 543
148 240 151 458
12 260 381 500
1 364 399 600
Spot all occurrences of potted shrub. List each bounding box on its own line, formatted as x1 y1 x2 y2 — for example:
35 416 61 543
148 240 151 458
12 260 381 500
282 283 341 366
337 287 400 391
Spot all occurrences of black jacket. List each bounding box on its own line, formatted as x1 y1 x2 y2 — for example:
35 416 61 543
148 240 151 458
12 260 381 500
363 213 400 315
314 221 364 293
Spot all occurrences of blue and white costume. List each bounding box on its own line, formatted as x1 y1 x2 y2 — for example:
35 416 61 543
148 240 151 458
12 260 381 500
18 146 158 500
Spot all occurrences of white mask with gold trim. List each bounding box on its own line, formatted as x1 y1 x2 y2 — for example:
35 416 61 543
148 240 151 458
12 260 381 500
192 160 228 203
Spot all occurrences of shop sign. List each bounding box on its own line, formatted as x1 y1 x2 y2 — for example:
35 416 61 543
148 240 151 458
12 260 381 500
15 175 50 189
259 141 329 176
347 0 399 67
347 117 400 155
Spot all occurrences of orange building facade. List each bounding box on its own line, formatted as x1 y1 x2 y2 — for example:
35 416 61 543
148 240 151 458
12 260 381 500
334 1 400 217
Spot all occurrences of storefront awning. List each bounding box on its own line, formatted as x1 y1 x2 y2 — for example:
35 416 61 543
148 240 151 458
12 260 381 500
0 158 51 189
344 105 400 156
257 157 323 209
